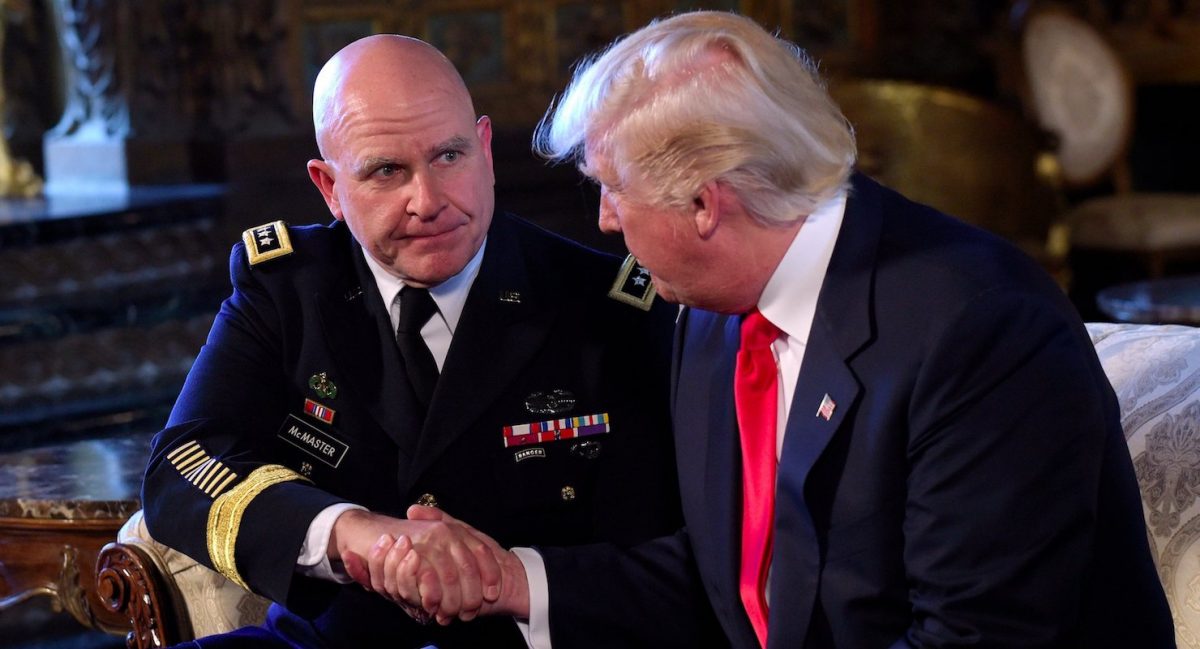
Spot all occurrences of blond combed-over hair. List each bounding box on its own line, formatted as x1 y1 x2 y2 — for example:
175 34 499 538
534 11 856 224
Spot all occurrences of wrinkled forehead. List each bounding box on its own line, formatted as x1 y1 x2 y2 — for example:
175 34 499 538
319 73 479 159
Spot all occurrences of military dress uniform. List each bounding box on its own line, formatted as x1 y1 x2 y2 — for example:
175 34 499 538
141 212 684 647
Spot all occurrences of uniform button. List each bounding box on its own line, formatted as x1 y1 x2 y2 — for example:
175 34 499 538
560 486 576 502
415 493 438 508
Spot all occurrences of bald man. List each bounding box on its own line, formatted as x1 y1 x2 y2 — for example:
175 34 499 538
141 35 689 648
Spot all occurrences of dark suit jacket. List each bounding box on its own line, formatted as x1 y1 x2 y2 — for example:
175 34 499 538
543 175 1174 648
142 212 686 647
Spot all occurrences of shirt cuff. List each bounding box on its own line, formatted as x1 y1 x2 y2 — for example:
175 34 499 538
296 502 367 583
511 546 551 649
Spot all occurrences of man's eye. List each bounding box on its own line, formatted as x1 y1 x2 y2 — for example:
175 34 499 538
376 164 398 177
438 151 460 164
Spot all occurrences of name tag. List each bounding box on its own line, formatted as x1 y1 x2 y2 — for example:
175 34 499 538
276 415 349 468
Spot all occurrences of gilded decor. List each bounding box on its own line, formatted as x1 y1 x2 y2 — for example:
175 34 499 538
296 0 876 128
1054 0 1200 84
829 79 1056 256
0 0 42 197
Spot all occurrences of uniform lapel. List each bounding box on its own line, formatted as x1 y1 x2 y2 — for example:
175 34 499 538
767 174 880 647
401 214 555 489
316 229 423 459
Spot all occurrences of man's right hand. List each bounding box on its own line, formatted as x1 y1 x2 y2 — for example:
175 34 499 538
330 508 504 623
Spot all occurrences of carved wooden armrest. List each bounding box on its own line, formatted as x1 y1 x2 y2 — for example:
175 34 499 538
96 539 193 649
95 509 270 645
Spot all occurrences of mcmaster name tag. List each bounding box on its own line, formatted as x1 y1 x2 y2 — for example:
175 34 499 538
277 414 349 468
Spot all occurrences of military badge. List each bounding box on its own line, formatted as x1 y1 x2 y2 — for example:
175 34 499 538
607 255 656 310
571 440 603 460
525 389 576 416
308 372 338 399
514 447 546 463
167 440 239 498
303 398 335 425
242 221 293 266
502 412 610 448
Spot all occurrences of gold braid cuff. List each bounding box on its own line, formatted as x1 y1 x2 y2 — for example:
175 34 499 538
206 464 308 589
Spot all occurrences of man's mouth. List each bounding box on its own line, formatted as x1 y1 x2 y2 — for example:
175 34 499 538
401 223 464 241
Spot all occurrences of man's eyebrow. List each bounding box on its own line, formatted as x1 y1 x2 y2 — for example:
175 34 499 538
429 135 472 156
579 160 620 189
353 156 399 178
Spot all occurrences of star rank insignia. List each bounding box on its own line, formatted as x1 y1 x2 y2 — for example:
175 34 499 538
243 220 294 266
607 255 657 311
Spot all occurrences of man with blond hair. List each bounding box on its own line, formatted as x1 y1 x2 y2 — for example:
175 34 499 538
368 11 1174 648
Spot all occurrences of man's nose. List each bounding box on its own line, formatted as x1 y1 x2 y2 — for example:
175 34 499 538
407 172 446 220
598 195 620 234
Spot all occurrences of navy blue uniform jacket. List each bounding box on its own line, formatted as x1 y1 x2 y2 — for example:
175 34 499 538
539 176 1174 648
142 212 695 647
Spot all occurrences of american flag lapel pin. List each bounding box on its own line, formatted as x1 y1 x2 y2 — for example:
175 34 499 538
816 394 836 421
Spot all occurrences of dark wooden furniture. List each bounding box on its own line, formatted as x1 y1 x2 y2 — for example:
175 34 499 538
0 436 147 641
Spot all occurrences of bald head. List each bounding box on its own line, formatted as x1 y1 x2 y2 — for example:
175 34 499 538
312 35 475 157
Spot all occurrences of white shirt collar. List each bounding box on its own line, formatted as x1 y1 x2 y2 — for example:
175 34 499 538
758 189 847 346
361 238 487 334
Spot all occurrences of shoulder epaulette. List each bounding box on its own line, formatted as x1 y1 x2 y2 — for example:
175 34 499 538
242 220 293 266
607 254 657 311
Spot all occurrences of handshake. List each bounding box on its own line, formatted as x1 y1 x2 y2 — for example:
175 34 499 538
332 505 532 626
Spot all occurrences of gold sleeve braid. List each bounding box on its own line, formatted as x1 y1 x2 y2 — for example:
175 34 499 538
206 464 310 589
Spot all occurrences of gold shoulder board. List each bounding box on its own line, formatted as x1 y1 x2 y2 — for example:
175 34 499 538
242 221 293 266
607 254 657 311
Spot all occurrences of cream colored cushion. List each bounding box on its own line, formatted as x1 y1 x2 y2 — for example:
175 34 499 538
1089 322 1200 647
1069 194 1200 251
118 510 270 638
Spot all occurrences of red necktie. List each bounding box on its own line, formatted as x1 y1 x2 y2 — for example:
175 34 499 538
735 309 781 647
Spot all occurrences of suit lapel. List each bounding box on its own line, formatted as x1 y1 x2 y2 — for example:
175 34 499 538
767 174 881 647
674 308 744 630
402 214 556 490
316 230 423 459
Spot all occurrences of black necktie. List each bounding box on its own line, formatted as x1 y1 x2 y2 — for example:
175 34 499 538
396 286 440 410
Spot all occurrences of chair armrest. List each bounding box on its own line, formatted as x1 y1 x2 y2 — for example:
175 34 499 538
97 509 271 645
96 539 193 648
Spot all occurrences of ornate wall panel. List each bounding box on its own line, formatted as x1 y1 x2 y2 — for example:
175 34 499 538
293 0 878 129
1056 0 1200 84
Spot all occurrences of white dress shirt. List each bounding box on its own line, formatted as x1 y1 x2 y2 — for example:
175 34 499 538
758 190 846 454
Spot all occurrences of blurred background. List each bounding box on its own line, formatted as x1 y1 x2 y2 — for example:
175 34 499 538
0 0 1197 645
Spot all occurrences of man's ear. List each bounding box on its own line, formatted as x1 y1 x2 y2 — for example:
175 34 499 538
307 159 344 221
476 115 495 180
693 181 723 240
